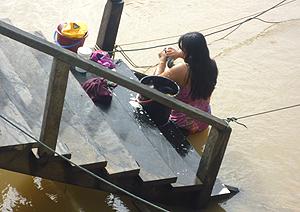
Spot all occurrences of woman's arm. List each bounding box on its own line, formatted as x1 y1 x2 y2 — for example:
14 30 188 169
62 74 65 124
154 50 167 75
159 63 188 88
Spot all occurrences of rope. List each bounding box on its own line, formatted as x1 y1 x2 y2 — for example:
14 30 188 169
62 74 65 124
96 0 297 69
115 0 292 52
207 15 290 44
0 114 169 212
116 45 158 69
113 0 295 69
209 23 243 44
117 0 296 47
227 103 300 128
253 17 282 24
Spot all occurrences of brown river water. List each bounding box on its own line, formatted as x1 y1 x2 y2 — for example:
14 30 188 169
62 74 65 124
1 0 300 211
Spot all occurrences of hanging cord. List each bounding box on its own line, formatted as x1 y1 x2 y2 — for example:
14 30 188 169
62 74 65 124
113 0 295 69
209 23 243 44
94 44 158 69
253 17 282 24
0 114 169 212
227 103 300 128
116 45 159 69
118 0 296 47
115 0 292 53
203 0 289 37
209 16 291 43
96 0 296 69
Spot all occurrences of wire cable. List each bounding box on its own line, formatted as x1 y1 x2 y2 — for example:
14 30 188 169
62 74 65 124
227 103 300 128
253 17 282 24
0 114 169 212
116 45 158 69
118 0 296 47
209 23 243 44
231 103 300 120
114 0 295 68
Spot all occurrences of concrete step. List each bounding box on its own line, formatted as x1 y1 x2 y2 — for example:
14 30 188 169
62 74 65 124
0 32 107 170
70 69 177 185
0 49 70 158
114 60 204 191
27 30 140 176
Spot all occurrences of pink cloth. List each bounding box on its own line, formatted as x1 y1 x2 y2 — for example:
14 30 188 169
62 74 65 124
169 87 211 134
90 50 115 69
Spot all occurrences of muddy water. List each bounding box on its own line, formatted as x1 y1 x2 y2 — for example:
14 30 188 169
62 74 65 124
1 0 300 211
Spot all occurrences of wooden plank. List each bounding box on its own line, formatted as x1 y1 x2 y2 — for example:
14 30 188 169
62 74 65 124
0 20 228 130
196 126 232 207
71 69 177 184
0 148 97 192
27 35 140 176
38 58 70 157
0 38 106 169
114 61 204 191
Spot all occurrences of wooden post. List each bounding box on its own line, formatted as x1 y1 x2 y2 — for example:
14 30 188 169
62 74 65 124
38 58 70 157
96 0 124 52
196 126 232 206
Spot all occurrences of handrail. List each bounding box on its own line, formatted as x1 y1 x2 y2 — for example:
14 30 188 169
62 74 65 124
0 20 228 130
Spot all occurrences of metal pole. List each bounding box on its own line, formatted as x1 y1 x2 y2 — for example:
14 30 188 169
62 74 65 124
96 0 124 52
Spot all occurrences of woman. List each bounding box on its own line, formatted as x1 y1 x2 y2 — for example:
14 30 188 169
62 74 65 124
154 32 218 135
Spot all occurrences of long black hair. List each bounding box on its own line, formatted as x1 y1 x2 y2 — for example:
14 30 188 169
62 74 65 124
178 32 218 100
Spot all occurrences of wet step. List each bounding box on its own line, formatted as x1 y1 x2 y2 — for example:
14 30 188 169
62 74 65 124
27 31 140 176
159 121 203 175
71 69 177 185
0 51 70 158
0 81 37 150
34 29 176 183
0 36 107 170
114 60 204 191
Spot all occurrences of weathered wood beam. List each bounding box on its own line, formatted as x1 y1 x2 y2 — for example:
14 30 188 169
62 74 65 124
0 146 226 210
0 20 228 130
96 0 124 52
38 58 70 157
0 148 108 192
196 126 232 207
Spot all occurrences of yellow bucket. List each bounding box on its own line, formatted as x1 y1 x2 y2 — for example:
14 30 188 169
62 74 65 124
54 22 88 52
61 22 88 39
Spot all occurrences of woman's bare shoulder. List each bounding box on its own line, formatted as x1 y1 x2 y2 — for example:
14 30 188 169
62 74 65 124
159 62 188 87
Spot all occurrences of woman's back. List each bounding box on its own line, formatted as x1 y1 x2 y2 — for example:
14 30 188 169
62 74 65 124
169 85 211 134
154 31 218 134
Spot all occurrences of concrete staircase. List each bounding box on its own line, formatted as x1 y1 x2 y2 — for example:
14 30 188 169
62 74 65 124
0 19 236 210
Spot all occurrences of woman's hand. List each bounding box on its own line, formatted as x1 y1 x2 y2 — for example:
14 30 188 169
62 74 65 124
158 49 167 63
154 50 167 75
166 47 183 60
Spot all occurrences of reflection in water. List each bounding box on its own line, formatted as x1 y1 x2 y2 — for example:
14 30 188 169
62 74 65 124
1 184 32 211
0 169 137 212
106 194 130 212
32 177 43 191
